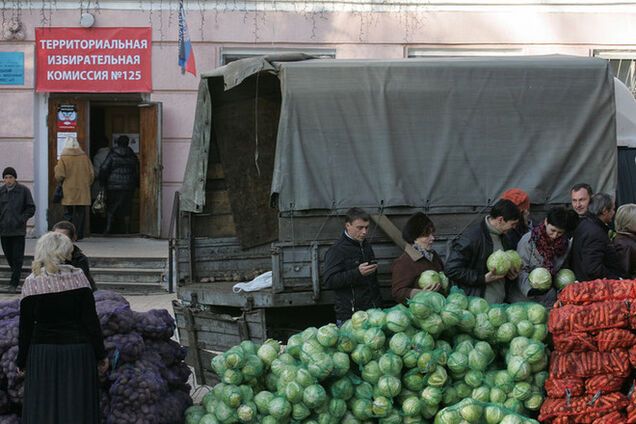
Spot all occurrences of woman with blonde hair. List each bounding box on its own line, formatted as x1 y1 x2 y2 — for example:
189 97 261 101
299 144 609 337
17 231 107 423
615 203 636 278
54 136 94 240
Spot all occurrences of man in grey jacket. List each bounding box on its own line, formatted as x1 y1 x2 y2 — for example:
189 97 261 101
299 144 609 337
0 167 36 292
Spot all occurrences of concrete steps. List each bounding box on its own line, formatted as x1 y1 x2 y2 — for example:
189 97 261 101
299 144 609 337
0 255 167 294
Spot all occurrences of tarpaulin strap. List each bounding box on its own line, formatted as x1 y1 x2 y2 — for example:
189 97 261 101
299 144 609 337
368 200 384 242
254 71 261 177
566 388 572 407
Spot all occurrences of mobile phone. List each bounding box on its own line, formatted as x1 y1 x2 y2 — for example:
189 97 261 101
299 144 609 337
366 260 377 265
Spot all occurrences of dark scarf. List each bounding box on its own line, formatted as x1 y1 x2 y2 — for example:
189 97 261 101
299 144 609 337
530 223 568 274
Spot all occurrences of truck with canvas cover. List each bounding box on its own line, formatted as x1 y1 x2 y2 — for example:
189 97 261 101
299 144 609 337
172 55 618 383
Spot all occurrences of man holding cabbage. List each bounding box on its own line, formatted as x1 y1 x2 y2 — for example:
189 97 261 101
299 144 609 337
324 208 382 326
445 199 522 303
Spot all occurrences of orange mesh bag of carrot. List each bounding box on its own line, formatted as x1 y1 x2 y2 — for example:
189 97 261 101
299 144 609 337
549 349 631 378
557 279 636 305
585 374 626 394
548 301 630 334
596 328 636 352
545 377 585 398
539 392 629 423
591 410 626 424
553 332 597 352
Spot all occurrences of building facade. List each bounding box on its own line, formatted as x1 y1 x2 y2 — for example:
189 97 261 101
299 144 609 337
1 0 635 237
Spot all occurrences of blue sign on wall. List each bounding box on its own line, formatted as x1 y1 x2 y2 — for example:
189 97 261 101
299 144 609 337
0 52 24 85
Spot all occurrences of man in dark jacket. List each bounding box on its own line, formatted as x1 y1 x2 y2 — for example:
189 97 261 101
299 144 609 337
0 167 35 292
445 199 521 303
571 192 625 281
99 135 139 234
324 208 382 325
53 220 97 291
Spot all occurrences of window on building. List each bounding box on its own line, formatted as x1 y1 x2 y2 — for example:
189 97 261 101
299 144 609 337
407 48 523 58
221 48 336 65
594 51 636 97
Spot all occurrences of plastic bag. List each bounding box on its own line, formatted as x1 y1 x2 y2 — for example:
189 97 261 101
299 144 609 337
92 190 106 215
548 301 630 334
232 271 272 293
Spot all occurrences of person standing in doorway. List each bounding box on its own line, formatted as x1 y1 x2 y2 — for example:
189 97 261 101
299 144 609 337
99 135 139 235
0 167 35 292
54 137 94 240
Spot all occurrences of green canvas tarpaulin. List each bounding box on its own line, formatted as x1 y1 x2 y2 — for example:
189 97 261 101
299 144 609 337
181 55 617 215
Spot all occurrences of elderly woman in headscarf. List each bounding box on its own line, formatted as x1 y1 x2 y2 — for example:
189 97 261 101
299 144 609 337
17 231 107 424
54 136 94 240
391 212 444 304
614 203 636 278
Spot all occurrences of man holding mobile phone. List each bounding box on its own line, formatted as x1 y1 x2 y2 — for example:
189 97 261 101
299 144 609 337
324 207 382 325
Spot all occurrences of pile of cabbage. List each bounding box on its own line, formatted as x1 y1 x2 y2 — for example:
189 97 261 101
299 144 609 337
185 288 547 423
0 291 193 424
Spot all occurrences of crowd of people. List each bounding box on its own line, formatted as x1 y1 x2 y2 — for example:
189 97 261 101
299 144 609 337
325 184 636 322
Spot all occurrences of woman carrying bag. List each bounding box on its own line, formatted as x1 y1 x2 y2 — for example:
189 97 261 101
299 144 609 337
54 137 94 240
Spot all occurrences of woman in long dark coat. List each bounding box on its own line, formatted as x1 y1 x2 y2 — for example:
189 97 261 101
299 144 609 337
17 231 107 424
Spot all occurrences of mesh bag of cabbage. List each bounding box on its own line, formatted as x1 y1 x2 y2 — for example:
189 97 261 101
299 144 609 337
434 397 540 424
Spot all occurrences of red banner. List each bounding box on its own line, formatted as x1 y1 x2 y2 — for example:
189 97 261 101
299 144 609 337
36 27 152 93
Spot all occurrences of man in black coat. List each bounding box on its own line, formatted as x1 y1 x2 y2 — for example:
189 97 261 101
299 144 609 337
445 199 521 303
0 167 36 292
99 135 139 234
324 208 382 325
571 192 625 281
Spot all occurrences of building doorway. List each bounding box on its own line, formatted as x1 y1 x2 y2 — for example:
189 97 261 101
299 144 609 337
47 95 163 238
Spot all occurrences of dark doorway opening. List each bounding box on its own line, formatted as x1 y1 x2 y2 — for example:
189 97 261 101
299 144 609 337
89 103 141 235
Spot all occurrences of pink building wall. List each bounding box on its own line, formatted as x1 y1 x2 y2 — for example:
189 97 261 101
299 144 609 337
1 3 635 237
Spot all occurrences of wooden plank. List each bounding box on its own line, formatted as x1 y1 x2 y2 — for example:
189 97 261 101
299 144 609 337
192 213 236 238
205 190 232 215
183 307 206 385
371 214 422 261
139 102 162 238
207 163 225 179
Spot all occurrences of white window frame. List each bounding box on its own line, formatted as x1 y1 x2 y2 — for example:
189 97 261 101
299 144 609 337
594 50 636 97
407 48 523 58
